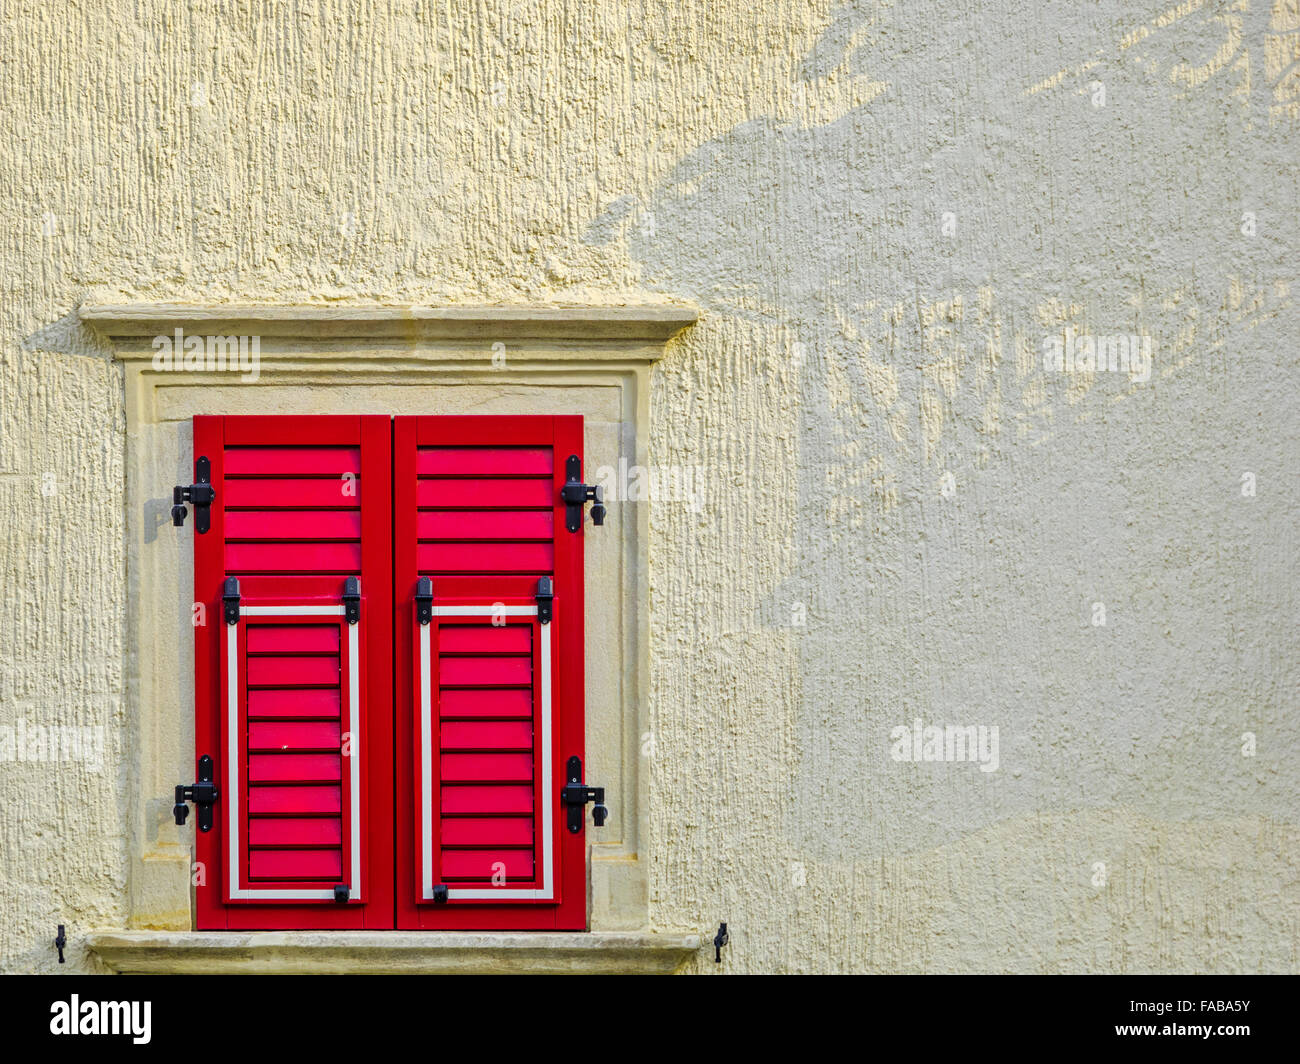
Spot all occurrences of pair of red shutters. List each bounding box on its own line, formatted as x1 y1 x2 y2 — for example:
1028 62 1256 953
190 415 588 930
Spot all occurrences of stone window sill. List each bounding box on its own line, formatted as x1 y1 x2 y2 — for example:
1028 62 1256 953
87 930 701 974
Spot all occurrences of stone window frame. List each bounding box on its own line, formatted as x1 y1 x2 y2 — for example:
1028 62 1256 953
80 303 701 974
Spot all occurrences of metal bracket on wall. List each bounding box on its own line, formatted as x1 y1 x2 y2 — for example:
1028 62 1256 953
172 455 215 533
560 455 605 532
560 755 607 833
174 754 220 833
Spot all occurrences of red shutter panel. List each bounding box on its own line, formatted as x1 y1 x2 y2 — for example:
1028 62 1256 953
192 416 393 929
395 416 587 929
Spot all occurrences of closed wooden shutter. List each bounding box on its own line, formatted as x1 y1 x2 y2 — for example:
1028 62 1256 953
187 414 589 931
394 416 587 929
192 415 393 930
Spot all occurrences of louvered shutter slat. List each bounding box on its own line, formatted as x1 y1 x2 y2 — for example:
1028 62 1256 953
246 688 341 718
414 479 552 508
417 511 554 540
248 721 342 748
224 479 361 508
416 447 554 475
227 511 363 539
222 446 361 475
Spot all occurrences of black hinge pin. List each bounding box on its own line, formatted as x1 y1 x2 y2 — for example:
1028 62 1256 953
714 922 729 963
172 455 215 533
54 925 66 964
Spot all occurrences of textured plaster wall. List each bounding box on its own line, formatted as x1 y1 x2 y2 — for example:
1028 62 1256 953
0 0 1296 972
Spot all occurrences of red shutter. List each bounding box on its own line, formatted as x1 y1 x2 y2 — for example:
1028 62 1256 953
192 416 393 929
394 416 586 929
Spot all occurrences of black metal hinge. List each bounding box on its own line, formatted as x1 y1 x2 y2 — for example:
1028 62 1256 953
560 755 607 833
54 925 66 964
343 576 361 624
535 577 553 624
172 455 215 533
222 576 240 625
415 576 433 625
560 455 605 532
431 884 449 903
333 884 350 904
174 754 219 832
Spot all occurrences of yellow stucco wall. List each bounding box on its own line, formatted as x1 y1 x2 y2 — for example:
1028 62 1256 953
1 0 1297 972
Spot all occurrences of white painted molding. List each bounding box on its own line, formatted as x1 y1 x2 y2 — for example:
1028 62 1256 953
81 302 700 345
87 930 702 974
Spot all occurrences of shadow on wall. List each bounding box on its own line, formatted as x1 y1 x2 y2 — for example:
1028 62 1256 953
586 0 1298 860
21 309 113 363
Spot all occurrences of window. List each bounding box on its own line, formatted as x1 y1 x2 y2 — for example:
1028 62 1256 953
82 302 701 970
188 414 591 930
